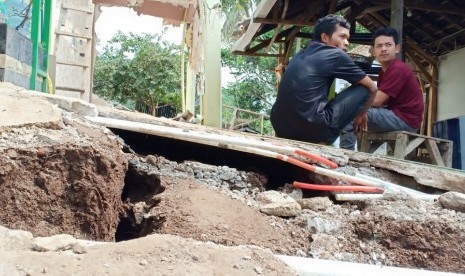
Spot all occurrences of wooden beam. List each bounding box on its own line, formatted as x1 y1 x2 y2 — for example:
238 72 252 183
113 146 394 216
390 0 404 59
248 26 297 53
253 17 314 26
231 51 283 57
283 26 303 64
231 0 278 53
428 65 438 134
425 29 465 49
406 51 432 83
328 0 338 14
266 0 289 51
371 0 465 15
424 139 445 167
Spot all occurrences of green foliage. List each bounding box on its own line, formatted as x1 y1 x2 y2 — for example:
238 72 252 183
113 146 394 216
93 32 182 115
221 0 258 44
221 47 276 134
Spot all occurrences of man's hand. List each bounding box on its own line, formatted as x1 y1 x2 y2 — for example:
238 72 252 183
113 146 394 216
353 113 368 133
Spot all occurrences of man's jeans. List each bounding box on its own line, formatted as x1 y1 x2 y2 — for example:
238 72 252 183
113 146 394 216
324 84 370 144
339 108 418 150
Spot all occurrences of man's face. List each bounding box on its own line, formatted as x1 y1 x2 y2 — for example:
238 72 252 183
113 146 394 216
322 25 350 51
373 35 400 64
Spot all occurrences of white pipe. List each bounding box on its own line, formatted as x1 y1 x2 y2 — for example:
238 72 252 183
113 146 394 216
355 173 427 196
334 193 440 202
86 117 379 186
276 255 461 276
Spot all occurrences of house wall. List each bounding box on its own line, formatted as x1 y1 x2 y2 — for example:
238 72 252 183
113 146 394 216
0 24 44 89
437 47 465 121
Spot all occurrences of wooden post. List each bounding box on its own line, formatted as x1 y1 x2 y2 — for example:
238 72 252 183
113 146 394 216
428 65 439 136
390 0 404 59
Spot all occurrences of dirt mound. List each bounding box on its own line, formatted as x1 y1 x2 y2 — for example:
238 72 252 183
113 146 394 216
0 116 128 241
356 219 465 272
0 228 296 276
1 103 465 274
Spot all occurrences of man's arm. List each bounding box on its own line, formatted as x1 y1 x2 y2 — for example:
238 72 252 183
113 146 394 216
372 90 389 107
357 75 377 113
353 76 377 132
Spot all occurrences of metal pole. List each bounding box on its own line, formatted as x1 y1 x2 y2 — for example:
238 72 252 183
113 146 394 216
41 0 52 92
29 0 41 90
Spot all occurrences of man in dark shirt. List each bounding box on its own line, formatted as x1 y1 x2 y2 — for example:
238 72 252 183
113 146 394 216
339 27 424 150
270 15 377 145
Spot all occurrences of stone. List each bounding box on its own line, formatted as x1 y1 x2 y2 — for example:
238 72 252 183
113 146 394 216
32 234 76 252
439 192 465 213
256 191 301 217
297 197 333 211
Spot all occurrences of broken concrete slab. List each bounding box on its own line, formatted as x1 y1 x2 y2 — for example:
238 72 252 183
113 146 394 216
0 82 98 117
0 89 63 130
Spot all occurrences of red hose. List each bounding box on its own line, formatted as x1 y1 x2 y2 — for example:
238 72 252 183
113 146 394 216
293 181 384 193
295 149 338 169
277 154 317 172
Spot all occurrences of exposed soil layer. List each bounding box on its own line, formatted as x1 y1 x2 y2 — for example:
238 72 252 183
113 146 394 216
0 118 128 241
1 111 465 274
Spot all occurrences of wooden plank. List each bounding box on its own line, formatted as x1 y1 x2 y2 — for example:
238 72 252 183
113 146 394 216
406 51 433 83
393 132 408 159
328 0 338 14
429 65 439 135
367 132 399 141
54 0 94 101
55 86 85 93
55 30 92 40
372 0 465 15
359 133 370 153
232 51 284 57
404 137 425 156
229 108 238 130
440 141 453 168
56 60 90 68
424 139 445 167
231 0 278 52
253 18 314 26
62 3 92 13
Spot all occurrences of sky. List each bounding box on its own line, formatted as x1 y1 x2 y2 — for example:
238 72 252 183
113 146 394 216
95 7 183 50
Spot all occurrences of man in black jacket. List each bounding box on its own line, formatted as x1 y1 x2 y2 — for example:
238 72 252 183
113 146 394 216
270 15 377 144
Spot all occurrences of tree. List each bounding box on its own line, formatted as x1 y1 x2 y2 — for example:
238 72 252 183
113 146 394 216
93 32 182 115
221 0 259 44
221 47 277 134
220 0 282 134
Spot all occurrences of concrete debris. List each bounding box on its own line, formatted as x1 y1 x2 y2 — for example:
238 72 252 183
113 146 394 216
297 197 333 211
32 234 76 252
0 82 98 118
256 191 301 217
439 192 465 213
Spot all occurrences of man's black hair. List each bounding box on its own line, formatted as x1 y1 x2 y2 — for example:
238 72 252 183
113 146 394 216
313 15 350 42
372 27 399 45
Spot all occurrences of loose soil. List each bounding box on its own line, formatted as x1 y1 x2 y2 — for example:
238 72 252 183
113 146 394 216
0 109 464 274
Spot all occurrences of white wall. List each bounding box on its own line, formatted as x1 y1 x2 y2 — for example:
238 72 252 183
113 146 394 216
437 47 465 121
